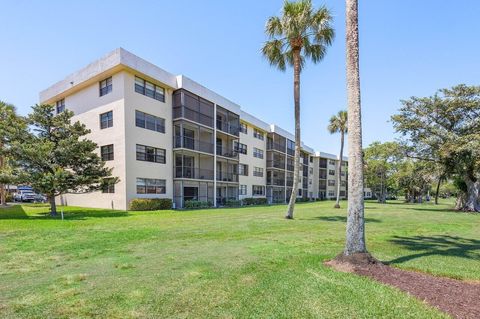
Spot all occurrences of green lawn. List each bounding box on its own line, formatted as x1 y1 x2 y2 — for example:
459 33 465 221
0 200 478 318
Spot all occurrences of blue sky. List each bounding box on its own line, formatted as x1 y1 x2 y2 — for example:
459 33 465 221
1 0 479 154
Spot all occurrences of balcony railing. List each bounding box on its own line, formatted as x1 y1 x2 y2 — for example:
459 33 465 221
174 166 214 180
174 136 214 154
216 171 238 183
267 178 285 186
286 179 293 187
286 164 294 171
173 107 214 128
216 120 239 136
267 160 285 169
267 142 285 152
216 145 239 159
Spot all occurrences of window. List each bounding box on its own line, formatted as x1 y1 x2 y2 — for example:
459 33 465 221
253 148 264 159
100 111 113 129
136 144 166 164
135 110 165 133
328 180 335 186
287 140 295 155
56 99 65 113
341 171 346 176
253 167 264 177
99 77 112 96
239 185 247 195
329 159 336 166
102 178 115 193
136 178 166 194
309 168 313 174
234 141 247 155
298 189 302 196
329 169 335 176
253 128 264 140
309 179 312 185
328 190 335 197
101 144 114 161
135 76 165 102
252 185 265 196
340 191 346 197
238 164 249 176
341 180 346 187
240 123 248 134
309 156 313 163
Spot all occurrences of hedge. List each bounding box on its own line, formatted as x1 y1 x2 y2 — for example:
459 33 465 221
184 200 212 209
129 198 172 211
225 200 242 207
242 197 268 206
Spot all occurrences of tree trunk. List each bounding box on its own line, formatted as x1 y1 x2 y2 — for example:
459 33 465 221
435 176 442 205
49 195 57 216
344 0 367 255
461 178 480 212
334 132 344 208
286 48 301 219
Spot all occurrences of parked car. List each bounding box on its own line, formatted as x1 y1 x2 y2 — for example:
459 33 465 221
13 189 36 202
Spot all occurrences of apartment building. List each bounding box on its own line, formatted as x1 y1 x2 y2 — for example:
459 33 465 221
39 48 349 210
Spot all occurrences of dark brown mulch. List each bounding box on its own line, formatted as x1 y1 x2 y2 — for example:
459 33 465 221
326 257 480 319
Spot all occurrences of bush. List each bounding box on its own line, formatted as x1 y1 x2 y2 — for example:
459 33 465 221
225 200 241 207
184 200 212 209
242 197 268 206
5 193 13 202
129 198 172 211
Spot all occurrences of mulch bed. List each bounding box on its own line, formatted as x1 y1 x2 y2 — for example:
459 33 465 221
325 254 480 319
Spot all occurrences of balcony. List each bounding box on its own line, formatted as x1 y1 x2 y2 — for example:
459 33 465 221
302 180 308 189
286 179 293 187
216 145 239 160
267 178 285 186
216 120 239 136
173 107 214 128
267 160 285 169
267 142 286 153
216 171 238 183
175 166 214 180
174 136 214 154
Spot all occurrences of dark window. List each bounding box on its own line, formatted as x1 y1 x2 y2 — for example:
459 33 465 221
253 148 264 159
234 141 247 155
287 140 295 156
100 111 113 129
252 185 265 196
102 178 115 193
239 185 247 195
238 164 249 176
101 144 114 161
253 167 264 177
240 123 248 134
329 169 335 176
328 180 335 186
340 191 346 197
99 77 112 96
253 129 264 140
136 178 166 194
309 156 313 163
135 110 165 133
135 76 165 102
56 99 65 113
136 144 166 164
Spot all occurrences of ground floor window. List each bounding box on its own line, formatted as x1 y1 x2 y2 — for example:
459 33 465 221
328 190 335 197
136 178 166 194
252 185 265 196
239 185 247 195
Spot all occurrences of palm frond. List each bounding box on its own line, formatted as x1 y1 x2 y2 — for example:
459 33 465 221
261 39 287 71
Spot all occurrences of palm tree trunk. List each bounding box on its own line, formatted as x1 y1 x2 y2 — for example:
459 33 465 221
286 48 301 219
334 132 344 208
344 0 367 255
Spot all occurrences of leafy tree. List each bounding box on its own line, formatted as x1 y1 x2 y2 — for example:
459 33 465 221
363 141 403 203
262 0 334 219
11 104 117 215
395 160 433 203
392 85 480 212
343 0 368 257
328 110 347 208
0 101 26 206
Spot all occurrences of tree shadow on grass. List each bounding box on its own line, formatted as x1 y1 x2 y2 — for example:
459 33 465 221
387 235 480 265
301 215 382 223
0 205 129 220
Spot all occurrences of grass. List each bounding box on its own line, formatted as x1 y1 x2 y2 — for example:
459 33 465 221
0 199 478 318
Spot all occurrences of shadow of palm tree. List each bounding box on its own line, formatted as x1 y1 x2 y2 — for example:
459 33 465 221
387 235 480 264
302 215 382 223
0 205 129 220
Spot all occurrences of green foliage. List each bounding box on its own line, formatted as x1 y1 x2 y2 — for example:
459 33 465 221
327 110 348 135
241 197 268 206
10 104 117 213
184 200 212 209
225 200 241 207
261 0 335 72
129 198 172 211
396 160 434 203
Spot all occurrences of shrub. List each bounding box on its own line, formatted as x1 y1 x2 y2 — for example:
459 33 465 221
184 200 212 209
5 193 13 202
242 197 268 206
225 200 241 207
129 198 172 211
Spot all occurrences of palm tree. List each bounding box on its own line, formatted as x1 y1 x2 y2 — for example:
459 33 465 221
262 0 334 219
328 110 347 208
344 0 367 256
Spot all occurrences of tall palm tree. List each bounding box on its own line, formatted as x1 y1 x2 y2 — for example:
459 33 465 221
344 0 367 255
328 110 347 208
262 0 334 219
